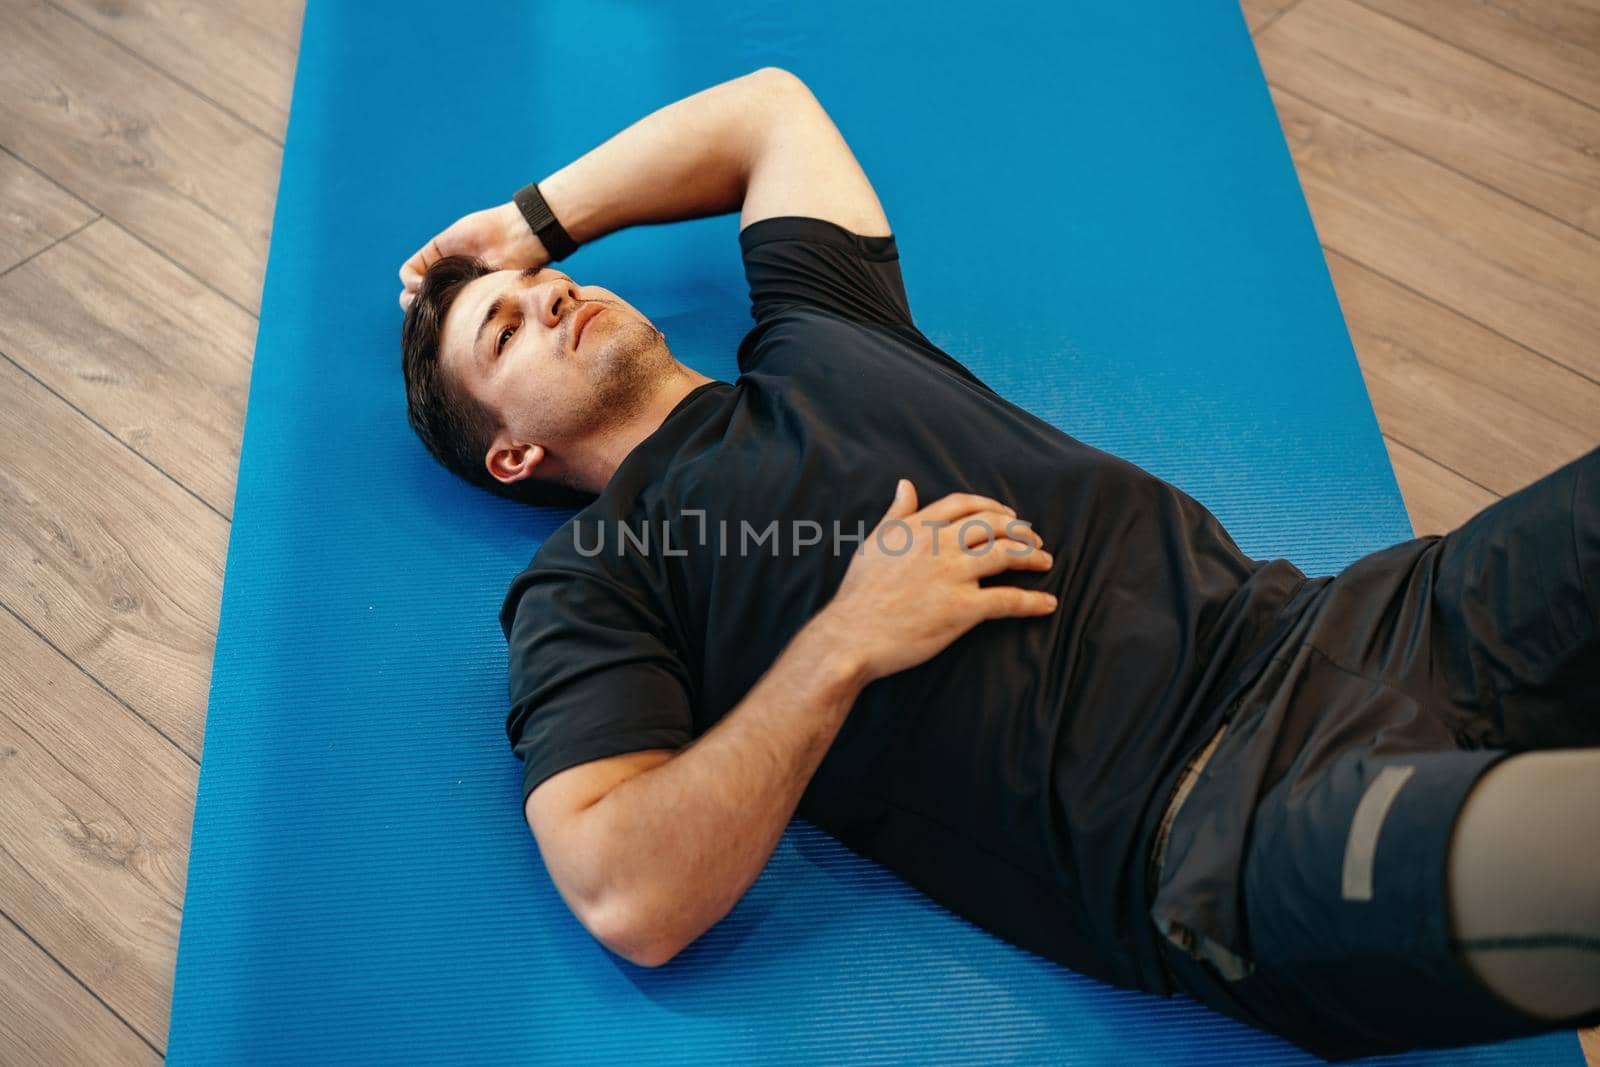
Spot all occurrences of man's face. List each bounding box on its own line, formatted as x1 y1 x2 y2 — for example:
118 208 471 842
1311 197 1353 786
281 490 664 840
438 265 670 484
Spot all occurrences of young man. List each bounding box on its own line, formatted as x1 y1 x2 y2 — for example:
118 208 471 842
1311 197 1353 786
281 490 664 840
397 69 1600 1060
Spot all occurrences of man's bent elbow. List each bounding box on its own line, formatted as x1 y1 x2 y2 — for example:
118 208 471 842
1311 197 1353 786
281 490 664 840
585 898 686 969
617 938 681 969
748 66 811 105
751 65 803 89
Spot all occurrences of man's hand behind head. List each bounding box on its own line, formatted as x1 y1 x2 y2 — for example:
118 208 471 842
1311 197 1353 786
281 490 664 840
398 202 548 311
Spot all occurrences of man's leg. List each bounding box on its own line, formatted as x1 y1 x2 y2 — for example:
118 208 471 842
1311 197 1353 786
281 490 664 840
1429 445 1599 749
1447 749 1600 1021
1148 447 1600 1057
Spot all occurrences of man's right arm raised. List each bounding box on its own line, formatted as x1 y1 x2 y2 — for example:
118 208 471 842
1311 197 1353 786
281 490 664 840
398 66 886 309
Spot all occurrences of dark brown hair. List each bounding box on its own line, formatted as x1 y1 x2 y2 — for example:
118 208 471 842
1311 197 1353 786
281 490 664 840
400 254 594 509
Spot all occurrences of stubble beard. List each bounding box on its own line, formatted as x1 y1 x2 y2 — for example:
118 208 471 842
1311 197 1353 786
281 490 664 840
571 316 674 437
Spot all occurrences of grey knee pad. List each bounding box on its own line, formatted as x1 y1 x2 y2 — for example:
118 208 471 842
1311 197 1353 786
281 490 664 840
1447 750 1600 1021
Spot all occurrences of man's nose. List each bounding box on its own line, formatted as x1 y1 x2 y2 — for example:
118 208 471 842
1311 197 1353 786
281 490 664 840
531 277 581 328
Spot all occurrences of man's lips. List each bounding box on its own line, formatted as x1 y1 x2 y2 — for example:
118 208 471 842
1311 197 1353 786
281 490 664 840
572 304 607 350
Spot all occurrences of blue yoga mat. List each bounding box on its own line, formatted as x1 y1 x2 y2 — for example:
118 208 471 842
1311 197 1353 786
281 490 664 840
167 1 1581 1063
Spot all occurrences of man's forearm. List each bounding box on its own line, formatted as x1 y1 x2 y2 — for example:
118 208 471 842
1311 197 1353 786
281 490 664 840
532 68 791 252
573 610 869 966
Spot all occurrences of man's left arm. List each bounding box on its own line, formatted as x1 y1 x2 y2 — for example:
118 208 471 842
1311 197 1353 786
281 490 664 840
398 67 888 307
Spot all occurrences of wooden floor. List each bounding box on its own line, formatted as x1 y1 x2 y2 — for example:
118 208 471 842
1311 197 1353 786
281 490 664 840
0 0 1595 1061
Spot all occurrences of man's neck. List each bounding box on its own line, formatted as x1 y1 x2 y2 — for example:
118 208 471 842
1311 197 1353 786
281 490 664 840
568 365 718 492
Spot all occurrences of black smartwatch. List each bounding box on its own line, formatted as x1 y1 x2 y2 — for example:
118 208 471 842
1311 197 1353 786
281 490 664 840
512 181 579 262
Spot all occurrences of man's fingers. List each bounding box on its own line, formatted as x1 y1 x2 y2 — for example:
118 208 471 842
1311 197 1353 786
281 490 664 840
399 252 427 289
950 511 1041 551
975 585 1059 620
918 491 1015 526
397 233 452 311
966 541 1053 577
881 478 919 522
400 234 451 287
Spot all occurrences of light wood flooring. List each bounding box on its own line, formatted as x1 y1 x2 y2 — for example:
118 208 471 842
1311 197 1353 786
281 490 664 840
0 0 1596 1061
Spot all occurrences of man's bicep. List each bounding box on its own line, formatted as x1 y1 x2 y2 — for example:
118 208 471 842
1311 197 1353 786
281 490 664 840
739 69 890 237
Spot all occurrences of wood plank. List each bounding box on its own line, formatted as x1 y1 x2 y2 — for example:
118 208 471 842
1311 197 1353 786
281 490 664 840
1383 434 1497 535
1362 0 1600 111
0 148 97 274
0 607 194 1049
1328 250 1600 496
1269 89 1600 382
0 218 251 518
0 356 225 761
48 0 304 142
1260 0 1600 237
1240 0 1299 32
0 0 279 311
0 909 161 1066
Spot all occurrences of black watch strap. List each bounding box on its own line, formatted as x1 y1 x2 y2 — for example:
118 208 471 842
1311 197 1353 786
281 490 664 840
512 181 579 262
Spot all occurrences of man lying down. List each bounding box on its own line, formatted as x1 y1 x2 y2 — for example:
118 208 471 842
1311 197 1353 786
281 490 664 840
396 68 1600 1061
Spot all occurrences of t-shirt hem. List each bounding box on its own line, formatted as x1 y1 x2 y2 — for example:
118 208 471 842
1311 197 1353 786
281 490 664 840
520 729 689 802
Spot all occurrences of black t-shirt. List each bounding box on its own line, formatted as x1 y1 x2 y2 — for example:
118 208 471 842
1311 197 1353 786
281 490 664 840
499 215 1311 994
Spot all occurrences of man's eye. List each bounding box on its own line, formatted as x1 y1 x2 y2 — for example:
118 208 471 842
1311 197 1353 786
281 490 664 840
497 323 517 354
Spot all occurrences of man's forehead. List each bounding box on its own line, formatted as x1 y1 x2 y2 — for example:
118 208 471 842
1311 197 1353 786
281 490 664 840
455 266 573 325
443 267 555 369
449 271 508 339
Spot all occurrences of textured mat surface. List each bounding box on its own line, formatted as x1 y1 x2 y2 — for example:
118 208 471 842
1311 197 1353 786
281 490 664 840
167 0 1581 1063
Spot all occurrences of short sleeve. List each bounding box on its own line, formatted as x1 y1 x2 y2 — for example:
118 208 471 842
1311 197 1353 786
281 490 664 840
501 564 694 803
740 215 917 333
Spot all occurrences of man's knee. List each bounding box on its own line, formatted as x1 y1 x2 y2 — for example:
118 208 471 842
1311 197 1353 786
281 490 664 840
1446 750 1600 1021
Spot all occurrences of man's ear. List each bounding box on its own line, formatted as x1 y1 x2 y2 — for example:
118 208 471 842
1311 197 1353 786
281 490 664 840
485 435 546 486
